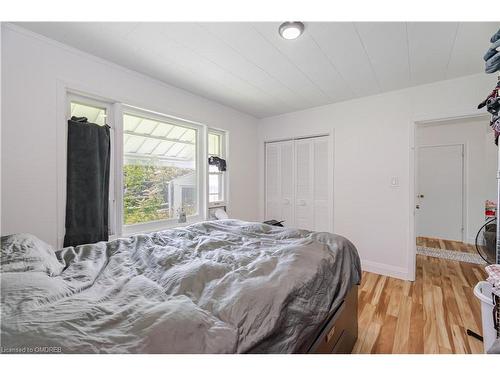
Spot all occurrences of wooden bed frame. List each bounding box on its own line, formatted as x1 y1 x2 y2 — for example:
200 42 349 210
305 285 358 354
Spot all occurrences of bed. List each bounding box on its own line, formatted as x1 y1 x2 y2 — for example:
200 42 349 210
0 219 361 354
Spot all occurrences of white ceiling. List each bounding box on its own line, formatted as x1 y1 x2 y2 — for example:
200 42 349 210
15 22 500 118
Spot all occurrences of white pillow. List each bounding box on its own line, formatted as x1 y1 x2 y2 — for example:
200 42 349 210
1 233 63 275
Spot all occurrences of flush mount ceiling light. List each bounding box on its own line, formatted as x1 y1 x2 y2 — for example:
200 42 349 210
278 21 305 40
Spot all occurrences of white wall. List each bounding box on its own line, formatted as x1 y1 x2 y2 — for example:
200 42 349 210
1 24 259 248
258 73 497 280
416 118 497 244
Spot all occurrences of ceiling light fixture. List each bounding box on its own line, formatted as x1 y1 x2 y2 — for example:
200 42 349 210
278 22 305 40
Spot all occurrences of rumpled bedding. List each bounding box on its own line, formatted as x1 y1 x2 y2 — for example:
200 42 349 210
0 220 361 353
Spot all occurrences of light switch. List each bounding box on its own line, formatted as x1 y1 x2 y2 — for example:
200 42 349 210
390 176 399 187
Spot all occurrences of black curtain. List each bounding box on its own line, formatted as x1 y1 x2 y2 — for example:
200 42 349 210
64 116 110 247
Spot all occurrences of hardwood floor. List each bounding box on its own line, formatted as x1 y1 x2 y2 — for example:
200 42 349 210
352 253 487 353
416 236 477 254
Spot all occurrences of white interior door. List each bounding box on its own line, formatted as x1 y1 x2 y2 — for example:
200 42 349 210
265 141 295 226
312 137 331 232
280 141 295 227
295 139 314 230
265 136 332 232
416 144 464 241
265 143 281 221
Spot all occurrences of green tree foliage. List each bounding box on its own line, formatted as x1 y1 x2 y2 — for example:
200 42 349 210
123 164 193 225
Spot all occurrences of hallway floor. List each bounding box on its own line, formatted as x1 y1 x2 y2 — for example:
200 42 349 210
416 236 477 254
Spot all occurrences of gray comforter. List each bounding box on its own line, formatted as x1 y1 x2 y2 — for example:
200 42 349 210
0 220 361 353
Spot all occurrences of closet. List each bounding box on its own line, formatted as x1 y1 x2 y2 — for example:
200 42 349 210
265 135 332 232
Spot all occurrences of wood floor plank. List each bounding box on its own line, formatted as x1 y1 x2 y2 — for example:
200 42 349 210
451 280 479 333
462 285 482 332
441 274 464 327
371 275 387 305
372 314 398 354
412 260 423 305
460 262 481 287
467 335 484 353
358 302 376 328
391 296 412 353
361 272 378 294
402 280 411 297
359 323 381 354
450 324 472 354
386 279 403 317
472 268 486 283
431 285 452 350
408 300 424 353
355 302 377 353
451 261 470 287
423 319 439 353
423 282 439 353
372 279 391 325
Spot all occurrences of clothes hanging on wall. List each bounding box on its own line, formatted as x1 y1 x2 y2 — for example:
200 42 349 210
491 29 500 44
484 39 500 61
492 115 500 133
478 78 500 145
208 156 227 171
64 116 111 247
477 85 500 114
484 28 500 74
486 53 500 74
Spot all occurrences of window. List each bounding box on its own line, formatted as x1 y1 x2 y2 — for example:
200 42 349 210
208 130 226 205
64 91 228 241
122 110 199 229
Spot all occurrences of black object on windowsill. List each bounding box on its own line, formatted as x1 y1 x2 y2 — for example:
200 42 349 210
264 220 285 227
208 156 227 171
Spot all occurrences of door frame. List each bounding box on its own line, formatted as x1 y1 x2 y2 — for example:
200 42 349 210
409 112 490 281
415 142 466 242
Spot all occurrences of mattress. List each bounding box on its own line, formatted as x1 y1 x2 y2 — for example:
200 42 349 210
0 219 361 353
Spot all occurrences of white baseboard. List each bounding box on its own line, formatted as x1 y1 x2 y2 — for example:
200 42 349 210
466 236 477 246
361 259 412 281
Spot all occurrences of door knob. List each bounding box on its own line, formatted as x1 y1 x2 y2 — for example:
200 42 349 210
418 194 424 198
416 204 420 209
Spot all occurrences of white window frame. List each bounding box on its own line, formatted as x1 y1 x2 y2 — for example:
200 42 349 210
207 128 227 208
66 93 117 237
121 105 206 235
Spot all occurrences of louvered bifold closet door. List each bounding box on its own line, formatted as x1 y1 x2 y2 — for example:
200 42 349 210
294 139 314 230
280 141 295 227
312 137 331 232
266 136 331 232
265 143 281 221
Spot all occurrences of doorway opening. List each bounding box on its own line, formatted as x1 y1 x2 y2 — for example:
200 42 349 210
414 116 496 265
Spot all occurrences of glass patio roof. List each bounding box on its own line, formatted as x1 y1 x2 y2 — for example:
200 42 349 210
70 101 196 165
123 113 196 163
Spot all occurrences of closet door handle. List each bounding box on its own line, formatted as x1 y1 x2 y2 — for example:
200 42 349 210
283 198 290 205
297 199 306 206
